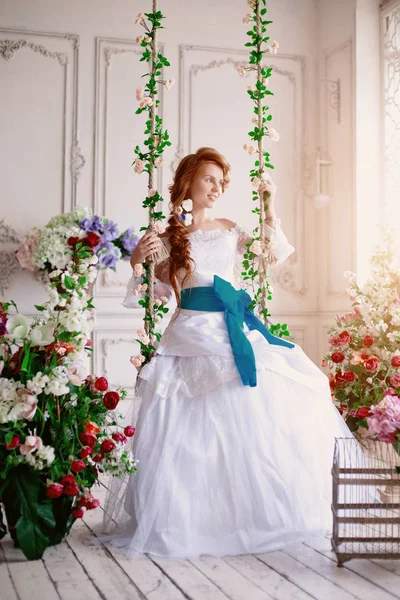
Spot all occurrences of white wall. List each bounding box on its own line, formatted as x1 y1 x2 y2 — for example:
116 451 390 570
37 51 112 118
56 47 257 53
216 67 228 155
0 0 382 403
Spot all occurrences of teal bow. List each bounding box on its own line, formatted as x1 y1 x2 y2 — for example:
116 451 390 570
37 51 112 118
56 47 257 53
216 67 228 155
180 275 294 387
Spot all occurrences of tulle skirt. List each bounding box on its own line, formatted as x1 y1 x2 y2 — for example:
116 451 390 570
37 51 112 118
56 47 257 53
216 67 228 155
102 309 353 559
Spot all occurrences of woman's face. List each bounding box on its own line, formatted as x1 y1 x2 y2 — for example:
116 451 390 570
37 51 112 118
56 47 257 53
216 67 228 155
188 162 225 211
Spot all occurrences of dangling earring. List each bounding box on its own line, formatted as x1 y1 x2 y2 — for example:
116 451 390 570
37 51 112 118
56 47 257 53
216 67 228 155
181 199 193 226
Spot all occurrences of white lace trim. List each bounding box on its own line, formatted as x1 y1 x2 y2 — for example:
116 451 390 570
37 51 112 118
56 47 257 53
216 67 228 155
136 354 270 401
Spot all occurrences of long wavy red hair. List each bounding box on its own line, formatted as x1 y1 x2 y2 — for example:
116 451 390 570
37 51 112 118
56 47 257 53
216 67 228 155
167 147 231 304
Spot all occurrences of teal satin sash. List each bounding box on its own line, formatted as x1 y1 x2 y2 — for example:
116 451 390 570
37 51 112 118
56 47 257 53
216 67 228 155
180 275 295 387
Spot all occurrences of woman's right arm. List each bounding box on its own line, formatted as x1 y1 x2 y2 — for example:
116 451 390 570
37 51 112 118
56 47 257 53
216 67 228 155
123 232 172 308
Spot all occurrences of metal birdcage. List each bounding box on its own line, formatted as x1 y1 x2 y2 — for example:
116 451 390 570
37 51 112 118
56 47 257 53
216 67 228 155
332 437 400 565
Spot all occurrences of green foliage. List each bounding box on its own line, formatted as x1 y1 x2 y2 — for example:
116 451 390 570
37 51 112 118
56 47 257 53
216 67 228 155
240 0 292 341
133 7 173 364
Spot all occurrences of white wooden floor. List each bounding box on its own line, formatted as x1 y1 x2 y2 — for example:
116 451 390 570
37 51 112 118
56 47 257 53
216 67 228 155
2 481 400 600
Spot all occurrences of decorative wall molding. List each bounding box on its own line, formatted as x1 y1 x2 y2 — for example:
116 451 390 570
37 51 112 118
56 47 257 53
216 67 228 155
71 139 86 184
323 39 354 300
93 330 139 397
176 44 308 297
94 36 165 294
0 28 84 210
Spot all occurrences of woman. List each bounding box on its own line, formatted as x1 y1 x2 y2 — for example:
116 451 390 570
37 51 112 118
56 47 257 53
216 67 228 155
104 147 352 558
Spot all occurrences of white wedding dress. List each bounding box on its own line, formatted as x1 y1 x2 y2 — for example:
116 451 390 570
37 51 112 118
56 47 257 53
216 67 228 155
102 222 353 558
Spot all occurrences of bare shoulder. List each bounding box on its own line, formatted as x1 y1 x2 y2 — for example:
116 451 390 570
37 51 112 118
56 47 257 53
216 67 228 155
216 218 237 231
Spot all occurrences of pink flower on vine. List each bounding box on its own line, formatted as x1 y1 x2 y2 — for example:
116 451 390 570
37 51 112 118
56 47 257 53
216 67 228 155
130 354 146 368
268 128 280 142
139 97 154 109
136 36 144 44
134 159 145 174
237 66 247 78
133 263 144 277
164 78 175 90
135 12 145 25
154 157 165 167
268 41 280 55
136 87 144 101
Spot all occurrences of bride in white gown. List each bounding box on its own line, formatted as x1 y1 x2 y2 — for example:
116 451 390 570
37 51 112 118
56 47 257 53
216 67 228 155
103 146 353 559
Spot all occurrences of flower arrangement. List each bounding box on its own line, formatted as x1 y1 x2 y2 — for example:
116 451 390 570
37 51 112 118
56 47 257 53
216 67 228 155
0 232 138 560
15 206 139 273
238 0 291 341
324 229 400 453
130 4 173 364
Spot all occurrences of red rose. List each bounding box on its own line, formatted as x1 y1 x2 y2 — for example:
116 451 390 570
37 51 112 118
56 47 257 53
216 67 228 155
365 357 379 372
124 426 136 437
67 236 80 247
343 371 356 382
86 498 101 510
100 439 116 454
391 356 400 368
5 435 20 449
71 460 86 474
335 371 347 384
60 474 79 497
46 483 64 499
95 377 108 392
356 406 372 419
112 432 127 444
363 335 374 348
72 507 85 519
84 232 101 248
79 447 93 459
339 331 352 344
331 352 345 364
60 474 75 485
92 453 104 463
103 391 120 410
78 432 97 448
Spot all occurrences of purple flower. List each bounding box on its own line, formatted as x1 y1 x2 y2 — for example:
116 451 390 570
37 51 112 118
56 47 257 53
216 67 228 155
79 215 103 233
96 242 122 270
121 228 139 254
102 220 119 242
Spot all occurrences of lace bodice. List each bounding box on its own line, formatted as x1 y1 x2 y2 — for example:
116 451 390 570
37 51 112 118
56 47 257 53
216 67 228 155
122 221 294 307
182 225 244 288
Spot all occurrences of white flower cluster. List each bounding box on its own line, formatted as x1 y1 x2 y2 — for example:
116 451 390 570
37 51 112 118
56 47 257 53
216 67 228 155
24 445 56 470
27 372 50 395
32 225 82 270
102 446 139 477
0 378 36 423
44 366 70 396
46 206 91 229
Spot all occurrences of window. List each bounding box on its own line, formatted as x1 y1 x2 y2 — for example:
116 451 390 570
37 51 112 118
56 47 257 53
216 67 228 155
382 0 400 220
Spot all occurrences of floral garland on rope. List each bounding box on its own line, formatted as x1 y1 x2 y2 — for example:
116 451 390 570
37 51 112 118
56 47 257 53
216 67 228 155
238 0 291 340
131 3 173 367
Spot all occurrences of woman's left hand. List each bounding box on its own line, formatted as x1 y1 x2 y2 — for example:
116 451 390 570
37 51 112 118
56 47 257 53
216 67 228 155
259 177 276 201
